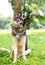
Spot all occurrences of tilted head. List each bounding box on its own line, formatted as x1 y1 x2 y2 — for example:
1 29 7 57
12 17 26 34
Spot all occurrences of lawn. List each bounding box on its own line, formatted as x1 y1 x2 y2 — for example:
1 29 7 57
0 29 45 65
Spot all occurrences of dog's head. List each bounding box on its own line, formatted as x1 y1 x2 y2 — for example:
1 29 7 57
12 17 26 34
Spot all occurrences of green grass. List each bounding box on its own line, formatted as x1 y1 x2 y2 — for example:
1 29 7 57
0 31 45 65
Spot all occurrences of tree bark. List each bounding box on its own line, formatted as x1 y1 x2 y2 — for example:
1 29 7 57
13 0 22 20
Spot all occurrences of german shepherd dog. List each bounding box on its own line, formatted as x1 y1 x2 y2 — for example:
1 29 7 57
11 17 27 62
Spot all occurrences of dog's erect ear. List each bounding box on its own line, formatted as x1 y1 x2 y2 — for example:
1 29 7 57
24 19 26 23
22 19 26 26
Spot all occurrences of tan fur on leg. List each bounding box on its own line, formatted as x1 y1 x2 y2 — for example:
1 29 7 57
12 36 18 62
19 36 26 60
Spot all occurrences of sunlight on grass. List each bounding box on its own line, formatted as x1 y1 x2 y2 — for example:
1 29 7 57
0 29 45 35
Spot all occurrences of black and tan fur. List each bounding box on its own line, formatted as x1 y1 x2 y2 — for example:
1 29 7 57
11 17 27 62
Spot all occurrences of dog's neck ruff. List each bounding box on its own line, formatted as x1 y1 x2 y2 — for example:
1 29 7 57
12 30 26 37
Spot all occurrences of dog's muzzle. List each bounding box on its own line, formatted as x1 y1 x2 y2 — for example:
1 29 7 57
12 24 19 30
14 25 19 29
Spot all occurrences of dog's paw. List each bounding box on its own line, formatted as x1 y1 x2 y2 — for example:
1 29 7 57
23 56 27 61
13 60 17 63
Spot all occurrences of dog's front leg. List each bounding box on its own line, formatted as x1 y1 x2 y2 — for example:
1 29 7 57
20 36 26 60
13 46 18 63
12 37 18 63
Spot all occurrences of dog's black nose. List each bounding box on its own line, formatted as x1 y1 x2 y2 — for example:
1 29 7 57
15 25 19 29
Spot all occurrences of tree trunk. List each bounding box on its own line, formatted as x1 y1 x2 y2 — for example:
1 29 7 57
13 0 22 20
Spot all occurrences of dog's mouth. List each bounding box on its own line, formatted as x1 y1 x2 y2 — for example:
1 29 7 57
12 24 24 32
12 27 24 34
15 27 24 33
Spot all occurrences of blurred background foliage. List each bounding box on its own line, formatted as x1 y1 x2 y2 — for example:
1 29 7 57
0 0 45 29
0 16 12 29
